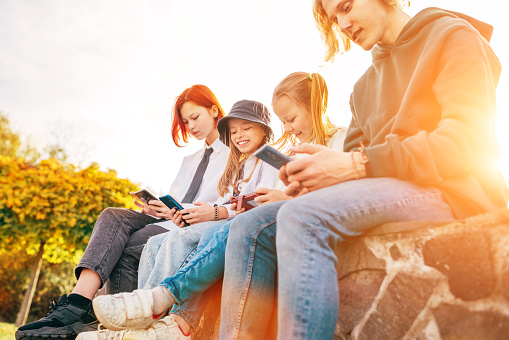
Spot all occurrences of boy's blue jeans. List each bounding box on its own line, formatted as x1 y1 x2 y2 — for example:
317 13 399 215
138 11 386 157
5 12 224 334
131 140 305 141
220 178 456 340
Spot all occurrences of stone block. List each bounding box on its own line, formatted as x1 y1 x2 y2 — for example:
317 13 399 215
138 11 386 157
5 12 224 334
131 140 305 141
337 269 386 335
502 266 509 302
433 303 509 340
336 240 386 278
422 230 494 301
359 273 437 340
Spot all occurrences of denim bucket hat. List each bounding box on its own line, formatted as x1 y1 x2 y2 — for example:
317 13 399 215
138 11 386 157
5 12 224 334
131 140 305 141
218 99 273 147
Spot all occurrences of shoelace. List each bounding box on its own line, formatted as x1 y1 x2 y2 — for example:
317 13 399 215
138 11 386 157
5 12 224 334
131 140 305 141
45 297 64 316
49 298 58 311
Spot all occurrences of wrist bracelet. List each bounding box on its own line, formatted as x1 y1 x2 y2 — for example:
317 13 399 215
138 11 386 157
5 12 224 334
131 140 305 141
359 141 369 164
214 204 219 221
351 152 361 180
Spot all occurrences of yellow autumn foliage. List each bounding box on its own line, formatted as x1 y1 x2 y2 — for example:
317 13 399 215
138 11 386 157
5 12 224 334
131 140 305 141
0 155 139 263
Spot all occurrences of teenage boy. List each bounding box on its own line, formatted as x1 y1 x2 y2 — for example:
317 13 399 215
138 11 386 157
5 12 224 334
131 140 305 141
219 0 508 339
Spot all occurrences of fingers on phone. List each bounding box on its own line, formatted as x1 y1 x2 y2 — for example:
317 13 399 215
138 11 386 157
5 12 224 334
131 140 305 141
255 187 269 195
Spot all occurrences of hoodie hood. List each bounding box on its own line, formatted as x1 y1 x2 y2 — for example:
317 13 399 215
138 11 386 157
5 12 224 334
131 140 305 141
402 7 493 42
373 8 494 60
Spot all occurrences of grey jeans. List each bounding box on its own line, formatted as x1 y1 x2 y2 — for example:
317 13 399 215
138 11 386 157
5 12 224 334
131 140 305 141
76 207 168 294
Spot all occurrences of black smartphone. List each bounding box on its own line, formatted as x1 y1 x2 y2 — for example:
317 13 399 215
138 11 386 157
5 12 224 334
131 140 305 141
132 189 159 204
254 144 293 169
159 194 190 226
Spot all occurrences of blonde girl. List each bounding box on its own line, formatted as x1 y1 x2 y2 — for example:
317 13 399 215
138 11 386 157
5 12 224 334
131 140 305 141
254 71 346 205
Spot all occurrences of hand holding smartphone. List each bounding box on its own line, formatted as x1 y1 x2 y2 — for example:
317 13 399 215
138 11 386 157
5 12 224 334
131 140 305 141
231 193 260 212
254 145 293 169
131 189 159 204
159 194 190 226
132 189 190 226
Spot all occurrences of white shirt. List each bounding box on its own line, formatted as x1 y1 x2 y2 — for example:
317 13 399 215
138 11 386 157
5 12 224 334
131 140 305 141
213 153 279 218
170 138 229 208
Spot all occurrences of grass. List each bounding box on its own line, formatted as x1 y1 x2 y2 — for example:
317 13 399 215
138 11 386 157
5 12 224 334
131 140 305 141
0 322 16 340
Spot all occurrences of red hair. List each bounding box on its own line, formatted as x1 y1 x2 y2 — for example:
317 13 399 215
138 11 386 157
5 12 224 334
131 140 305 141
171 85 225 147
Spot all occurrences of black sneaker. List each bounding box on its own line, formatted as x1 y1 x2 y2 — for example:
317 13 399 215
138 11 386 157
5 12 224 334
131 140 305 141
15 294 99 340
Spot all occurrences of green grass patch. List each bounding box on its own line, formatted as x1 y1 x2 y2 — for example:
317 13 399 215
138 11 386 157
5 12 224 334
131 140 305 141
0 322 16 340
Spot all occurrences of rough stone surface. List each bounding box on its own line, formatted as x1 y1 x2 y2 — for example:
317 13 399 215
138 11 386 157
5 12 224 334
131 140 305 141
336 240 386 278
359 273 437 340
502 266 509 302
337 269 385 334
389 244 402 261
192 208 509 340
422 230 494 301
433 303 509 340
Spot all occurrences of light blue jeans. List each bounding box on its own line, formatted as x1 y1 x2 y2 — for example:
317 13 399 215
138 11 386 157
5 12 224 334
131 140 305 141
138 220 224 328
159 220 232 305
220 178 456 340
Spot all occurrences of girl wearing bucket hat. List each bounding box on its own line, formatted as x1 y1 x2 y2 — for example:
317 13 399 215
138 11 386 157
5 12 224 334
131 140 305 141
170 99 277 225
79 100 278 340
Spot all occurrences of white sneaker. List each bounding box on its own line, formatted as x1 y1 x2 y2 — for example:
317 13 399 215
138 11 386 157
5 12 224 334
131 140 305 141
76 325 127 340
123 316 191 340
92 289 164 331
76 317 191 340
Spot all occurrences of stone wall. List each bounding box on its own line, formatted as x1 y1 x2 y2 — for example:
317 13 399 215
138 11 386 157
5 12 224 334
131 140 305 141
193 208 509 339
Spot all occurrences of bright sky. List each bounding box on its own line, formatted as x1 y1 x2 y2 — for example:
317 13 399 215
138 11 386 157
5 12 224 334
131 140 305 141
1 0 508 195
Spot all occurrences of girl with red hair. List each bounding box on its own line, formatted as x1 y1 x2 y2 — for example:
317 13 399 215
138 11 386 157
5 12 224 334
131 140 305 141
16 85 230 340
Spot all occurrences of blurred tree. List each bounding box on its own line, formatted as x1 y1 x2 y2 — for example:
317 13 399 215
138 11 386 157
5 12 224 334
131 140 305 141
0 112 40 162
0 249 75 323
0 156 139 325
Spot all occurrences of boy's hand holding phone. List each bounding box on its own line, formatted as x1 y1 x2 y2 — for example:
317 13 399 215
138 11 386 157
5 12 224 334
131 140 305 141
283 144 355 195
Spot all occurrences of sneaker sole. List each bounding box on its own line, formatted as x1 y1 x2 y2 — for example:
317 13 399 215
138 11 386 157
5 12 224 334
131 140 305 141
15 321 98 340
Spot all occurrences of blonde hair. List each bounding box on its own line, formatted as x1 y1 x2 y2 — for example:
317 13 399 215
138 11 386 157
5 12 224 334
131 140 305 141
217 124 272 197
312 0 409 62
272 72 337 153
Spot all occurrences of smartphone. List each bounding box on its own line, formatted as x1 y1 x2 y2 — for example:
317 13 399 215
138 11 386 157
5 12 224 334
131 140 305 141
254 144 293 169
132 189 159 204
159 194 185 211
236 193 260 211
159 194 190 226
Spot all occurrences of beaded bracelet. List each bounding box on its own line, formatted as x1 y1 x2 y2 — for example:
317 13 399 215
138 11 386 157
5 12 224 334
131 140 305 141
214 204 218 221
359 141 369 164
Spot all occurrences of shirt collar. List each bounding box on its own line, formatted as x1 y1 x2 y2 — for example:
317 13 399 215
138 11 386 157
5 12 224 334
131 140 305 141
206 137 227 153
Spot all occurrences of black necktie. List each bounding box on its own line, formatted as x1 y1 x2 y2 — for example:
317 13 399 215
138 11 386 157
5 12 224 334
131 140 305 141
182 148 214 203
